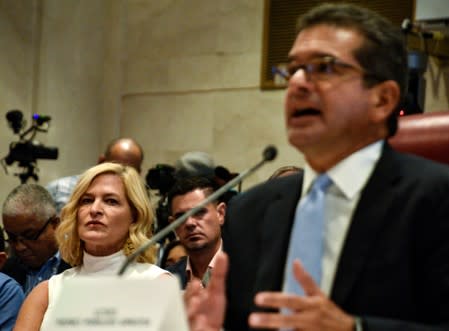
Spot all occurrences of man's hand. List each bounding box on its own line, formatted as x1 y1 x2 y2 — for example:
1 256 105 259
249 259 356 331
185 252 228 331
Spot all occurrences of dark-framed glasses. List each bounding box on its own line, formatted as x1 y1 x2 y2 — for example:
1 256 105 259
283 56 373 82
4 215 56 244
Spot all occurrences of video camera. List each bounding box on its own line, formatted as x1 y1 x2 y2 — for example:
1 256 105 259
145 164 177 241
146 164 177 196
2 109 59 183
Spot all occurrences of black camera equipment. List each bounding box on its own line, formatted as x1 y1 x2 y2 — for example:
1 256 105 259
146 164 177 241
2 109 59 183
146 164 177 196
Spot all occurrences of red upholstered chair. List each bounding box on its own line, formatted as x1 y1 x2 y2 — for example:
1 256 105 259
388 111 449 165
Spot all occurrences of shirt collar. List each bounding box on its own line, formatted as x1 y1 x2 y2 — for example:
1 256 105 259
186 239 222 279
26 250 62 274
303 140 384 199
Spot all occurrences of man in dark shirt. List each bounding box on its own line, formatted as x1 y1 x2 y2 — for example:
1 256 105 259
166 177 225 289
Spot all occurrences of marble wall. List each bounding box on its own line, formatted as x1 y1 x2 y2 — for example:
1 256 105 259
0 0 111 205
1 0 448 217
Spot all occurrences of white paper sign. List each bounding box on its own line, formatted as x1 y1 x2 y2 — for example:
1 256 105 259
45 276 188 331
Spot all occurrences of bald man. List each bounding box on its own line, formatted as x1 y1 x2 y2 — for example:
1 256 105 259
99 138 143 174
46 137 144 213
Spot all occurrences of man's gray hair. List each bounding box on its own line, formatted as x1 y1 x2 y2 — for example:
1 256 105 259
2 184 56 222
175 151 215 178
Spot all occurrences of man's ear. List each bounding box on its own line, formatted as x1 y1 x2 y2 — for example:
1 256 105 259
0 252 8 270
369 80 400 123
217 202 226 226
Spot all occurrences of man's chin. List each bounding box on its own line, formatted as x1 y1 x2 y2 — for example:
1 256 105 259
287 131 322 152
185 243 207 252
19 257 44 269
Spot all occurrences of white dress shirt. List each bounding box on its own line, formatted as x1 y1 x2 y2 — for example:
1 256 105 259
300 140 384 296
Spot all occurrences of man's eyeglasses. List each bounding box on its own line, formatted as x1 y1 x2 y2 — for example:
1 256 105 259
4 216 56 244
281 56 378 83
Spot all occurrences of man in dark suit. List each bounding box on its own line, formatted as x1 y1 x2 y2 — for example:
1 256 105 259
1 184 71 296
186 3 449 331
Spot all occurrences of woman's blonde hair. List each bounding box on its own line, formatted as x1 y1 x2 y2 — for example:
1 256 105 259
56 162 156 266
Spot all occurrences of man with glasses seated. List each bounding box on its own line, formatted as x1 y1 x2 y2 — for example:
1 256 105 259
1 184 71 296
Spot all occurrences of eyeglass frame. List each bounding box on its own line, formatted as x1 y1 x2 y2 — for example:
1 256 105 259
280 55 383 83
4 215 57 244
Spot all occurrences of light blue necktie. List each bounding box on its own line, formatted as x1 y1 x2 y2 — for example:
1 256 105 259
283 173 332 296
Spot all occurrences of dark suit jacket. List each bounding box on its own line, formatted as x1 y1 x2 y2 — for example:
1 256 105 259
166 256 188 289
223 144 449 331
1 255 71 289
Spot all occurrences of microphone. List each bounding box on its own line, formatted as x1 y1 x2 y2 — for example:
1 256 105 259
6 110 23 122
6 110 24 134
118 145 278 275
263 145 277 162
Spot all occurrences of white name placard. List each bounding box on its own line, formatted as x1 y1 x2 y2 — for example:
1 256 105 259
45 276 188 331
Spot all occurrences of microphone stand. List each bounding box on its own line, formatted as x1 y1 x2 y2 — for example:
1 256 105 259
118 145 277 275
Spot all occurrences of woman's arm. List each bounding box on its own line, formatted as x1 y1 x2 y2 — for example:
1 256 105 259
13 280 49 331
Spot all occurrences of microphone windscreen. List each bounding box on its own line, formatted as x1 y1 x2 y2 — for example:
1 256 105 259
263 145 278 161
6 110 23 122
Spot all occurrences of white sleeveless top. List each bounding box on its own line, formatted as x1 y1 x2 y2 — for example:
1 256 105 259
40 250 169 330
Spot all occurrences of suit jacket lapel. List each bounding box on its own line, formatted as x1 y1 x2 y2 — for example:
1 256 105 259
331 144 403 305
254 173 303 293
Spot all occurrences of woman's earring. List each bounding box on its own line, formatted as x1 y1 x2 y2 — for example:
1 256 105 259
123 237 135 256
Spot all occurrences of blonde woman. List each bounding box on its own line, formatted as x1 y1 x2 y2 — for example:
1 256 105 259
14 162 169 330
